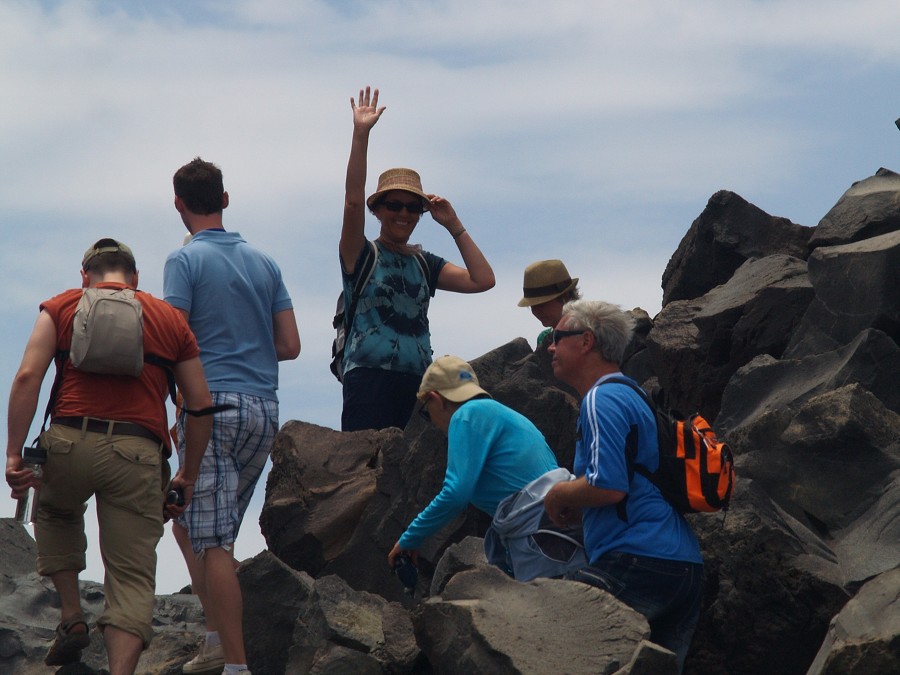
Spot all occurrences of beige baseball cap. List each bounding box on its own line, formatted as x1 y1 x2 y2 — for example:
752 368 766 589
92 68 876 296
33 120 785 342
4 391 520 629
417 355 491 403
81 239 136 271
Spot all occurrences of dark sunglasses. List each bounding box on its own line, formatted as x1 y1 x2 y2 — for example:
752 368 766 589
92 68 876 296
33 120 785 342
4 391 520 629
551 328 586 345
382 199 427 214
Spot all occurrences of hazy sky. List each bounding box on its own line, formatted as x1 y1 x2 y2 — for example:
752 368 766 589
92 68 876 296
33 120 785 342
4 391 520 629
2 0 898 594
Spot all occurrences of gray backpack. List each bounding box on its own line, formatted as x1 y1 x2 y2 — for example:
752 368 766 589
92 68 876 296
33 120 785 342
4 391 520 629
37 288 230 440
69 287 144 376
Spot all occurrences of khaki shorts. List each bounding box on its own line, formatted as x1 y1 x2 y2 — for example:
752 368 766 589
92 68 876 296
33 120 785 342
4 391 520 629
34 422 168 647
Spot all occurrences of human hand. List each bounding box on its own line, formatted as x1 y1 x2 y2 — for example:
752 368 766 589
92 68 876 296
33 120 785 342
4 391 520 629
6 454 41 499
351 85 386 131
163 472 195 521
543 482 578 527
426 194 462 231
388 541 419 568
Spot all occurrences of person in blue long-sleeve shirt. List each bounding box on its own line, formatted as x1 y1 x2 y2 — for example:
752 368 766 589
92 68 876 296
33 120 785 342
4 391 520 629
387 355 558 568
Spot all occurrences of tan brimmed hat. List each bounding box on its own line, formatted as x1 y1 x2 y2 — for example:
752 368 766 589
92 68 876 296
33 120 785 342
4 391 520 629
417 355 491 403
81 239 136 271
517 259 578 307
366 168 430 210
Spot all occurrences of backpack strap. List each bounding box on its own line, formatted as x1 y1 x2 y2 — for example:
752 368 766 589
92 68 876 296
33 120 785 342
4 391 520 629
36 350 69 440
598 377 657 522
144 353 178 406
343 241 380 336
615 424 639 523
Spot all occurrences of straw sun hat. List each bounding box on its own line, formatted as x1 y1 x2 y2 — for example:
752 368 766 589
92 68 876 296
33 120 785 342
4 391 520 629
517 259 579 307
366 168 430 210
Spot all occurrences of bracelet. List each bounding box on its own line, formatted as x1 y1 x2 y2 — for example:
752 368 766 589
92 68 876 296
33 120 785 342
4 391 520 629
452 228 466 240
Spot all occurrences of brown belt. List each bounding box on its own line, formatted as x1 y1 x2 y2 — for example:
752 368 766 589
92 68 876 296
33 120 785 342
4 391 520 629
53 416 162 445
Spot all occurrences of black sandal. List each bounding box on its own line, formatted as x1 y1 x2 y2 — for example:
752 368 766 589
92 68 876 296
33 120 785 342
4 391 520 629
45 613 92 666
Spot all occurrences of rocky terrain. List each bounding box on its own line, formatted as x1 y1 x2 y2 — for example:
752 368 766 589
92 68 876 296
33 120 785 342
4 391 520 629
2 169 898 674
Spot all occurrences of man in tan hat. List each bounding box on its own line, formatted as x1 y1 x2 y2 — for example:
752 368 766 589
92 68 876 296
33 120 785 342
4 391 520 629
339 86 495 432
387 355 558 569
5 238 212 673
518 259 581 348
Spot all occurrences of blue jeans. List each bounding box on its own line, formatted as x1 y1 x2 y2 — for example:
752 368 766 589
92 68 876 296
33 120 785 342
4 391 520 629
341 367 421 431
568 551 704 672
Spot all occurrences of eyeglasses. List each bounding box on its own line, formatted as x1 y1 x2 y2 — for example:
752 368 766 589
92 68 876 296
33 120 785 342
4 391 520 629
417 402 432 423
381 200 427 215
551 328 586 345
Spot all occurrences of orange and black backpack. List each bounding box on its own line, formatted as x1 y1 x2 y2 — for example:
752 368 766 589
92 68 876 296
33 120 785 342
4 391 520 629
601 377 735 517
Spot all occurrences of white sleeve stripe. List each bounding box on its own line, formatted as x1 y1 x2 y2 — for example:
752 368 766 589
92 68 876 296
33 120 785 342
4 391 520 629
583 386 602 483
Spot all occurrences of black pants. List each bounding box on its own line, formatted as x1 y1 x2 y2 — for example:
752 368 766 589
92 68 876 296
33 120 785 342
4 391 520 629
341 367 421 432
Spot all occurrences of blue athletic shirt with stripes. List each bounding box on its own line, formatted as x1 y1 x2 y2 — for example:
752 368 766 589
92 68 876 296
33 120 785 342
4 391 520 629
576 373 702 565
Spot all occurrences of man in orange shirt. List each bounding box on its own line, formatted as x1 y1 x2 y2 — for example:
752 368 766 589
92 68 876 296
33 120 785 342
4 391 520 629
5 239 212 675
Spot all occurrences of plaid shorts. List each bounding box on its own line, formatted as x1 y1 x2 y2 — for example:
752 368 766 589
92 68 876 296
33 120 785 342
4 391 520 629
175 391 278 552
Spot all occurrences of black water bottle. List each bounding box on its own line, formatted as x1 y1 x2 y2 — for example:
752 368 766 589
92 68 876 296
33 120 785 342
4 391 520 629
393 553 418 595
166 487 185 507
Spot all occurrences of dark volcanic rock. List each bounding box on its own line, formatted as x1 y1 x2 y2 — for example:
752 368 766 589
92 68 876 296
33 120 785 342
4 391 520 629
806 567 900 675
687 479 849 675
239 550 422 674
0 534 208 675
785 229 900 359
723 381 900 544
718 329 900 435
260 421 392 580
662 190 813 306
0 519 37 579
648 254 813 420
810 167 900 249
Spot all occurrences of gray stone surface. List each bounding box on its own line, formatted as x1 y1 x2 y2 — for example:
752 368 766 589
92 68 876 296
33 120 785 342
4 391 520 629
806 568 900 675
0 557 206 675
786 229 900 359
729 383 900 535
428 535 489 597
810 167 900 249
0 519 37 579
662 190 812 305
414 565 654 675
648 254 813 420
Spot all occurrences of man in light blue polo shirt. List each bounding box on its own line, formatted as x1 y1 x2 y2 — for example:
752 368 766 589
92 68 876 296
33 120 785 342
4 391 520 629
164 157 301 675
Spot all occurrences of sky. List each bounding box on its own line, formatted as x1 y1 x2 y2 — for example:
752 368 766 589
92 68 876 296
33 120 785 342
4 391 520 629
2 0 898 595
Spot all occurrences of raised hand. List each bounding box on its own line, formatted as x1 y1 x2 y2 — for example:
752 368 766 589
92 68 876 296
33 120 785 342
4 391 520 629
351 85 386 131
